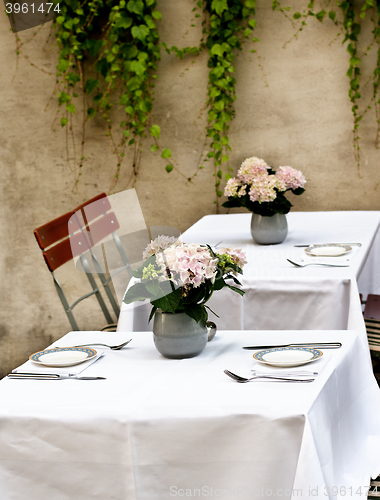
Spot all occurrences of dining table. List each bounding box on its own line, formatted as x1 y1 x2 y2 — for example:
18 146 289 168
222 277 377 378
1 328 380 500
117 211 380 353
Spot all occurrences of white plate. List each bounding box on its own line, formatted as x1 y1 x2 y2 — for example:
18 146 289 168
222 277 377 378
305 244 352 257
253 347 323 367
29 347 97 367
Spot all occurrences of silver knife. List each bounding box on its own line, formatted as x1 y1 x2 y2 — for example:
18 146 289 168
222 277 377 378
243 342 342 350
294 243 361 247
8 372 106 380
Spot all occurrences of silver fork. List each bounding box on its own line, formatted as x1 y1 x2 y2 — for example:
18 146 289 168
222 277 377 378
287 259 349 268
224 369 314 383
57 339 132 350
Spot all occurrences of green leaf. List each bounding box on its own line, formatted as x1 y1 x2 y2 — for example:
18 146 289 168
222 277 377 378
87 107 96 119
66 103 76 114
211 44 225 57
152 10 162 20
151 288 181 314
130 60 146 76
214 100 224 111
115 14 132 29
328 10 336 21
132 25 150 42
60 117 68 127
165 164 173 173
350 56 361 67
146 280 161 296
316 10 326 22
222 155 229 163
211 0 228 16
123 282 153 304
161 148 172 159
148 306 158 323
127 0 144 15
57 59 70 73
150 144 159 152
149 124 161 138
58 92 71 105
85 78 99 95
293 12 301 19
125 106 134 115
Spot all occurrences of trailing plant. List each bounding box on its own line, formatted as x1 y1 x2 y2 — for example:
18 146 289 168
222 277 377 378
196 0 257 210
50 0 163 190
273 0 380 174
163 0 257 210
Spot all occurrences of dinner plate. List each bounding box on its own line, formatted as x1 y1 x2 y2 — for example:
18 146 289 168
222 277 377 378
253 347 323 367
305 244 352 257
29 347 97 367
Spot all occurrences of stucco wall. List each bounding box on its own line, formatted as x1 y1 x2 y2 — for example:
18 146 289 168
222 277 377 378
1 0 380 377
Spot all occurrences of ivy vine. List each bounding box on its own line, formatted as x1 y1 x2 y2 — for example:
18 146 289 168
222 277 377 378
50 0 165 191
163 0 257 210
273 0 380 174
13 0 380 199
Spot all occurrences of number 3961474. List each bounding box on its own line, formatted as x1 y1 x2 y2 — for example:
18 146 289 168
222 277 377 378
5 3 60 14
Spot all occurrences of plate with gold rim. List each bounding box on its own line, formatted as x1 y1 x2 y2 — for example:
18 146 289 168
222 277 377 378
253 347 323 367
305 244 352 257
29 347 97 367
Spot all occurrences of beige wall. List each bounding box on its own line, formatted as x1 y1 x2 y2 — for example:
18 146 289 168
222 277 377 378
1 0 380 377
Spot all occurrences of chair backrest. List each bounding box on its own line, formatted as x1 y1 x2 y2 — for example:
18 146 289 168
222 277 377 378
33 208 114 330
34 211 81 251
74 193 110 228
43 231 91 272
74 193 132 274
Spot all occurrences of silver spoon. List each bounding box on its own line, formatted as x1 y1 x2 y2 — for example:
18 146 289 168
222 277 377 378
224 369 314 383
287 259 349 268
57 339 132 350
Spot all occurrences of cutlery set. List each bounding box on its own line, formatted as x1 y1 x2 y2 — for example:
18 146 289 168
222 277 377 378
243 342 342 350
7 373 106 380
287 259 348 268
7 340 132 380
224 370 314 383
224 342 341 383
294 243 361 247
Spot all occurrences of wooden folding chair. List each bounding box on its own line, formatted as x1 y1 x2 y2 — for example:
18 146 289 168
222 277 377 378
73 193 133 318
34 211 115 331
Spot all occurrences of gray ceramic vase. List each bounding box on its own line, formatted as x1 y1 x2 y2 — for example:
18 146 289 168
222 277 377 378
153 311 216 359
250 213 288 245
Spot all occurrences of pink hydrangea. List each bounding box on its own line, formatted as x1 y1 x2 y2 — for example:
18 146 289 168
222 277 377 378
248 171 278 203
142 235 180 260
275 166 306 190
237 157 270 184
220 247 248 270
224 178 241 197
156 243 219 288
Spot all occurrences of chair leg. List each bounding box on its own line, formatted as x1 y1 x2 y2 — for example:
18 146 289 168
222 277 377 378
52 274 80 331
80 255 114 325
90 252 120 317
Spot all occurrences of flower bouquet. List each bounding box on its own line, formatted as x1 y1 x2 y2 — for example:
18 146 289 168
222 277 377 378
123 236 247 324
222 157 306 216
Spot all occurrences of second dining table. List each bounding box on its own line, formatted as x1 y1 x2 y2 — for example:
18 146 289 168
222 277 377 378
117 211 380 351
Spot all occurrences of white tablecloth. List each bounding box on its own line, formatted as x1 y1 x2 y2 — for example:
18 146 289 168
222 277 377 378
117 212 380 351
0 330 380 500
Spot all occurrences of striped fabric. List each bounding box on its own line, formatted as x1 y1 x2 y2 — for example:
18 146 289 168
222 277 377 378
365 318 380 352
368 477 380 498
